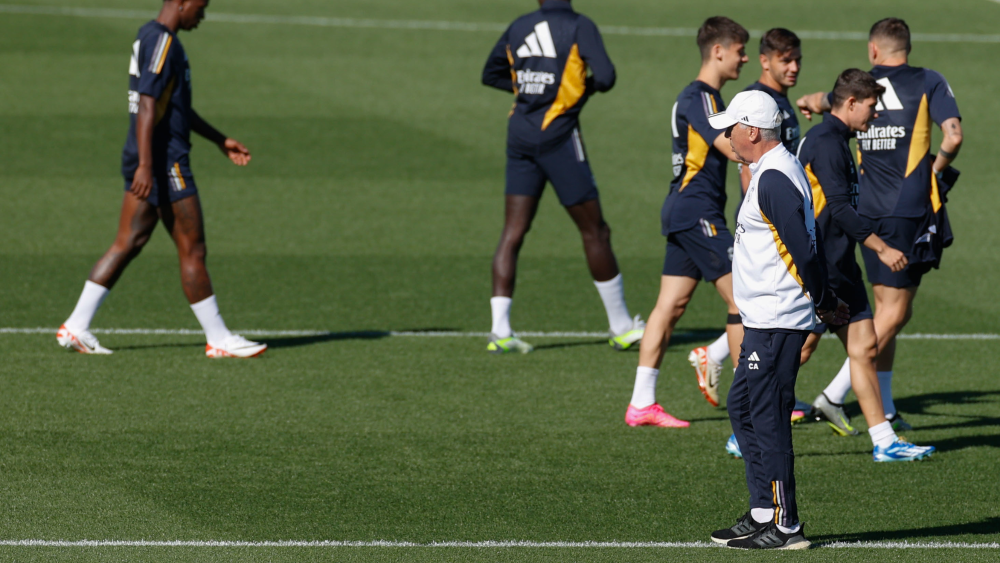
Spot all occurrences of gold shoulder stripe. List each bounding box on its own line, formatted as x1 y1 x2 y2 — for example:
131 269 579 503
542 43 586 131
154 34 172 75
760 208 804 288
680 125 709 191
803 163 826 218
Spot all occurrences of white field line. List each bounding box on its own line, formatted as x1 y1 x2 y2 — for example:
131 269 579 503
1 4 1000 44
1 327 998 340
0 539 996 549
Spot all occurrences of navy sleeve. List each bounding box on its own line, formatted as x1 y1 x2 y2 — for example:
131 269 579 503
926 70 961 125
137 30 177 99
482 27 514 92
577 16 615 93
804 139 873 243
687 91 725 145
758 169 838 311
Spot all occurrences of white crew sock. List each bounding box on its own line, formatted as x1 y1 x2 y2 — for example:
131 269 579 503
490 297 513 338
868 420 897 449
594 274 633 336
777 523 801 534
751 508 773 523
630 367 658 409
190 295 233 344
706 333 730 365
878 371 896 418
64 280 110 333
823 358 853 404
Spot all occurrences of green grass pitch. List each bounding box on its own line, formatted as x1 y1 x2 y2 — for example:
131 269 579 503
0 0 998 561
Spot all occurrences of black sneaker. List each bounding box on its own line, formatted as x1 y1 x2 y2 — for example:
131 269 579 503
710 511 769 545
727 522 811 550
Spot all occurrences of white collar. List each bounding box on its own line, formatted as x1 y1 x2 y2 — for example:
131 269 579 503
748 143 785 174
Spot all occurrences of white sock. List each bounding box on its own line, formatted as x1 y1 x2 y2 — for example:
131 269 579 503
707 333 730 365
751 508 773 523
490 297 513 338
868 420 897 449
777 523 801 534
823 358 853 404
594 274 633 336
630 367 658 408
878 371 896 418
190 295 233 344
64 280 110 333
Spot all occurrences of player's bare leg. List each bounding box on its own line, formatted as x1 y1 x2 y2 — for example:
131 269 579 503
871 284 917 428
488 195 540 353
710 273 743 374
161 195 266 358
58 193 160 354
625 276 695 428
835 320 885 428
566 199 644 349
799 332 822 366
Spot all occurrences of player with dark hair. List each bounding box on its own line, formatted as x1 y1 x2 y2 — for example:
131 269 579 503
624 16 748 428
481 0 645 354
57 0 267 358
689 28 805 410
796 18 963 430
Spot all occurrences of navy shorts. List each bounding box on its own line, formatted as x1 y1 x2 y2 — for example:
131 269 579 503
506 129 599 207
662 222 734 282
812 278 873 334
860 216 925 288
124 159 198 207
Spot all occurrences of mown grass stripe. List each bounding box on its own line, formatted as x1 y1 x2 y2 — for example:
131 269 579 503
0 539 996 548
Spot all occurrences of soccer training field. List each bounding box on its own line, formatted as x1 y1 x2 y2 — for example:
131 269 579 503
0 0 998 560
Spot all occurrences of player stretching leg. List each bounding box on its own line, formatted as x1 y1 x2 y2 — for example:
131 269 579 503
58 0 266 358
481 0 643 354
690 28 811 416
625 17 748 428
797 18 963 430
728 70 933 462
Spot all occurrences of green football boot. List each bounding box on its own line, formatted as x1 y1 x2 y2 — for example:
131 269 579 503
609 315 646 351
487 334 534 354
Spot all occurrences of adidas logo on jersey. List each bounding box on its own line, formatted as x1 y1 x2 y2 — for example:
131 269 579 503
516 21 557 58
748 351 760 370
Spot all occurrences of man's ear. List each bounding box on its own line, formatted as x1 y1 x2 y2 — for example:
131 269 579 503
759 53 769 71
712 43 724 61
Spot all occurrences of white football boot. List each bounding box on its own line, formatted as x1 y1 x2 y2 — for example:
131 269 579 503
206 334 267 358
57 324 113 355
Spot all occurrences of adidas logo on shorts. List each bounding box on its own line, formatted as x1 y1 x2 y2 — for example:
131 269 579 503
516 21 557 58
748 351 760 370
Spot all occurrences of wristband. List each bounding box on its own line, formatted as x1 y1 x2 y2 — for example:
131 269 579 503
938 148 957 159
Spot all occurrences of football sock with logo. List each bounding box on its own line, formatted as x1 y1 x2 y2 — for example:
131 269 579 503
190 295 233 344
490 297 513 339
877 371 897 418
822 358 853 404
64 280 110 333
593 274 633 336
630 367 658 409
868 420 897 449
706 333 730 365
751 508 774 524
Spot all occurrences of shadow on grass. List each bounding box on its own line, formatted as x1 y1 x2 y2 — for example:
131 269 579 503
813 516 1000 544
533 339 608 351
267 327 463 349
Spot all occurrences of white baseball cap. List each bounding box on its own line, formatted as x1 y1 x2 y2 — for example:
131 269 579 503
707 90 783 130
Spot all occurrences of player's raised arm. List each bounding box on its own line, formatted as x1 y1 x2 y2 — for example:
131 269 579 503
190 110 251 166
481 28 514 92
795 91 831 121
577 16 615 93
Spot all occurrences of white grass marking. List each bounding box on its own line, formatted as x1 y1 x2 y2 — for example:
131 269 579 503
2 327 998 341
2 327 998 340
0 539 995 549
1 4 999 43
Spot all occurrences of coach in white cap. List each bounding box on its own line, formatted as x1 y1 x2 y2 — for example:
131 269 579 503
707 91 848 550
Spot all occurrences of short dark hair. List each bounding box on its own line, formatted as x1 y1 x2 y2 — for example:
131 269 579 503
869 17 911 54
697 17 749 61
830 68 886 108
759 28 800 56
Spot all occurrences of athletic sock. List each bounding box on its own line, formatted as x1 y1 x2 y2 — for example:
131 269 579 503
593 274 633 336
822 358 853 404
751 508 773 524
868 420 897 449
490 296 513 339
877 371 896 419
706 333 730 365
777 523 801 534
630 367 658 409
190 295 233 344
64 280 110 333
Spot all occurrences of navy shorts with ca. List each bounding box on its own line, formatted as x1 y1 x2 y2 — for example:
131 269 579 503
505 128 599 207
124 159 198 207
662 221 734 282
811 279 873 333
861 216 927 288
